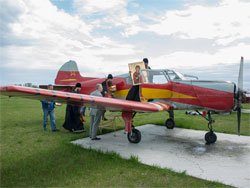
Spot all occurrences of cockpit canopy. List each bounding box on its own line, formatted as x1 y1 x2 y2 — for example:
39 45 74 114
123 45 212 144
118 69 198 85
140 69 193 84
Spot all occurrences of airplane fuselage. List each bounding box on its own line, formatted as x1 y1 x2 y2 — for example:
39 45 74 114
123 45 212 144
72 70 236 112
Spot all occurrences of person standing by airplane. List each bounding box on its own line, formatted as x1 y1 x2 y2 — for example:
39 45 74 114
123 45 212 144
143 58 151 69
89 84 104 140
143 58 153 83
101 74 114 120
101 74 114 98
62 83 85 133
41 84 59 132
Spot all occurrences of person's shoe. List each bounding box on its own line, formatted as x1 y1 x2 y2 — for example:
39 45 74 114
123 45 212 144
52 129 60 132
91 137 101 140
44 128 47 131
103 117 108 121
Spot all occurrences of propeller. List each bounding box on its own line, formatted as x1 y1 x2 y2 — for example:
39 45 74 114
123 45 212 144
237 57 244 136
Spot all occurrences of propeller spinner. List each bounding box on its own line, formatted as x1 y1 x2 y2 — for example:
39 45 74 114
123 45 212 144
237 57 244 136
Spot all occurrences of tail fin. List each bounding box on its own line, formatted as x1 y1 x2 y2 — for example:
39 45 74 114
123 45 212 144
54 60 95 85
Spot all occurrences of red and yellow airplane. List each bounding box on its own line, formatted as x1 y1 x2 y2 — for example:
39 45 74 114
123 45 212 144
0 57 245 144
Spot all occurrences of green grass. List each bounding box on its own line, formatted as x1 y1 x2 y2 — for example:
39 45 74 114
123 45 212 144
1 95 245 187
243 103 250 109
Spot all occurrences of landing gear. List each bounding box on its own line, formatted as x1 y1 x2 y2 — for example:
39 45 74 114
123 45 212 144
165 118 175 129
122 112 142 144
165 110 175 129
197 111 217 144
127 126 141 144
205 131 217 144
205 111 217 144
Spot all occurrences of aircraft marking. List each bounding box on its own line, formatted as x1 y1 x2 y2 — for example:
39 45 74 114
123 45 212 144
113 89 130 98
80 95 84 101
34 88 40 95
148 102 162 111
90 96 95 102
142 88 197 99
51 91 56 97
114 88 197 99
59 78 77 82
155 102 170 110
65 93 71 99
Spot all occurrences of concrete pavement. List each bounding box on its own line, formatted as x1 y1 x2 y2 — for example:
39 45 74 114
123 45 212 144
72 124 250 188
242 109 250 113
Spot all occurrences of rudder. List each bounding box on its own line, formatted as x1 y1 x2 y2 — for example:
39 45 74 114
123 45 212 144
55 60 82 85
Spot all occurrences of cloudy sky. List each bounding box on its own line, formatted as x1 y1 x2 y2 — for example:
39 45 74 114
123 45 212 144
1 0 249 88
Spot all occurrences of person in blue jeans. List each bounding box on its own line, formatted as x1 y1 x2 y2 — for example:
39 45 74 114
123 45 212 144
41 84 59 132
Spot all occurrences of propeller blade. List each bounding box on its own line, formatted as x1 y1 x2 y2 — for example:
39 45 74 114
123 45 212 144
237 107 241 136
237 56 244 136
238 56 244 93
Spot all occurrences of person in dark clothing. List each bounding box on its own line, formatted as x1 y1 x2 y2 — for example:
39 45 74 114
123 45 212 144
126 85 140 102
143 58 151 69
62 83 85 133
101 74 113 97
143 58 153 83
126 85 140 120
101 74 113 120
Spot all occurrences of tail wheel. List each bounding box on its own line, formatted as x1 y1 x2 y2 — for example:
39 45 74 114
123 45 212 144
127 129 141 144
205 131 217 144
165 118 175 129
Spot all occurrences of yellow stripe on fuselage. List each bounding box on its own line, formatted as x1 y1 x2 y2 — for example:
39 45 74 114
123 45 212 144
60 79 77 82
113 88 196 99
142 88 196 99
113 89 130 98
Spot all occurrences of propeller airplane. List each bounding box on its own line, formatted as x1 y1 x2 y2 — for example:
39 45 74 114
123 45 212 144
0 57 246 144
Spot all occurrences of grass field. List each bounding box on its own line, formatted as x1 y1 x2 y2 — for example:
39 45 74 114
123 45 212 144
1 95 249 187
243 103 250 109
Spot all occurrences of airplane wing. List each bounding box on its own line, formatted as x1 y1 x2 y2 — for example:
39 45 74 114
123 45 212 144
39 84 74 92
0 85 172 113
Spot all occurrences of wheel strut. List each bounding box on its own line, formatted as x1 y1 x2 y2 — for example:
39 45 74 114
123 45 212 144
165 110 175 129
196 111 217 144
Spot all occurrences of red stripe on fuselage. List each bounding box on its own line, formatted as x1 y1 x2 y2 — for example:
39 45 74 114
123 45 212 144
170 82 234 111
142 81 234 111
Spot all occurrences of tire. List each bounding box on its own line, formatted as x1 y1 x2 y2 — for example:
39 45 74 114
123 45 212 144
165 118 175 129
205 131 217 144
127 129 141 144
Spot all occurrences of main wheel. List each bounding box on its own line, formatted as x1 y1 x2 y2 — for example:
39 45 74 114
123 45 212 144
165 118 175 129
127 129 141 144
205 131 217 144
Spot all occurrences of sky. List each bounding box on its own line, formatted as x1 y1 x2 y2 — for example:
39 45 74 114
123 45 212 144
0 0 250 88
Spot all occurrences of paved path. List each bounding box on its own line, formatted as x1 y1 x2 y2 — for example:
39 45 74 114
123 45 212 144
72 125 250 188
242 109 250 113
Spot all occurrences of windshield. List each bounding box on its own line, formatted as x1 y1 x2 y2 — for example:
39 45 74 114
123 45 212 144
165 70 183 81
141 69 168 84
175 72 187 80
